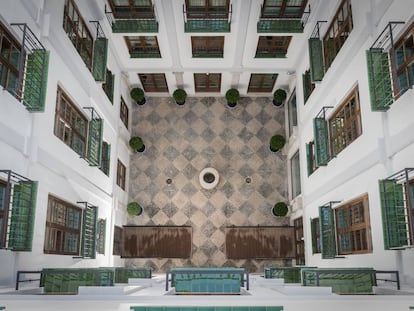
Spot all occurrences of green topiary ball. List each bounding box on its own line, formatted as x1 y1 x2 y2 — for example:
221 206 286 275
272 202 288 216
127 202 143 216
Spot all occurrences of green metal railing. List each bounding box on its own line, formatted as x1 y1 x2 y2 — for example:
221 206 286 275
257 18 303 33
185 19 230 33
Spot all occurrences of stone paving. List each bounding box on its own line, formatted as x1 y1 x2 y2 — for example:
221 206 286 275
127 96 289 272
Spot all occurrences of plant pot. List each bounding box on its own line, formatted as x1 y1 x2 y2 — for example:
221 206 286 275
227 101 237 108
272 100 283 107
136 98 146 105
269 146 280 153
176 100 185 106
135 145 146 153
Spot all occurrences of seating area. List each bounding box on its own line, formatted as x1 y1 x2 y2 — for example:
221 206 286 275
167 267 248 294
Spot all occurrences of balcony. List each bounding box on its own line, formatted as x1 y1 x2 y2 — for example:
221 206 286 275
105 5 158 33
257 5 310 33
183 5 231 33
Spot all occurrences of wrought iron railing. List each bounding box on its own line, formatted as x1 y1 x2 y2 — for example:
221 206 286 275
183 4 232 33
105 4 158 33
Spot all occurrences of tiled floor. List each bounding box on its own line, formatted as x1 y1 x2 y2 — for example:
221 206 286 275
127 96 289 272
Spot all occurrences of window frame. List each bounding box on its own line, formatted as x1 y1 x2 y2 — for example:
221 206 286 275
290 150 301 199
194 73 222 92
116 159 127 190
287 90 297 137
108 0 154 19
54 86 88 157
247 73 277 93
335 194 372 255
294 217 305 265
102 68 114 103
255 36 292 58
120 97 129 129
124 36 161 58
113 225 123 256
311 217 321 254
0 180 9 248
322 0 353 71
44 195 82 255
303 68 315 104
328 85 362 157
185 0 230 18
261 0 308 18
138 73 169 92
99 141 110 176
191 36 224 58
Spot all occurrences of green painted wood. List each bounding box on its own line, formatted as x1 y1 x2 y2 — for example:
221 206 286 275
185 19 230 33
92 38 108 82
379 180 408 249
96 218 106 254
366 49 393 111
310 218 319 254
86 118 103 167
112 19 158 33
24 50 49 112
313 118 330 166
8 181 37 251
308 38 324 82
81 206 98 258
257 19 303 33
319 206 337 259
305 143 313 176
114 267 152 283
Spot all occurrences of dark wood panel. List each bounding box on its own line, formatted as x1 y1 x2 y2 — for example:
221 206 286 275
122 226 192 258
225 226 295 259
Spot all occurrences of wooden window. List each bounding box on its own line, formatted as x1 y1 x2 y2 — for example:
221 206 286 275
311 217 321 253
247 74 277 92
192 36 224 57
125 36 161 57
294 217 305 265
0 21 23 97
138 73 168 92
113 225 123 256
261 0 308 18
335 195 372 255
194 73 221 92
63 0 93 69
323 0 353 71
186 0 229 18
102 68 114 103
116 159 126 190
255 36 292 58
54 86 88 157
99 141 111 176
44 195 82 255
96 218 106 254
303 69 315 104
120 97 129 129
291 150 301 198
108 0 154 19
392 21 414 95
329 86 362 156
306 141 318 176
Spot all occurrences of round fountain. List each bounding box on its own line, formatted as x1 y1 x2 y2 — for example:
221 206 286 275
199 167 219 190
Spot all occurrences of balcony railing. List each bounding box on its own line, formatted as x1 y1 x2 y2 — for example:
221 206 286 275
183 5 232 33
105 5 158 33
257 5 310 33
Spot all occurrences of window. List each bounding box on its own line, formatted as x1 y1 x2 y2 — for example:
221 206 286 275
294 217 305 265
323 0 353 71
0 180 8 247
288 91 297 137
117 159 126 190
261 0 308 18
125 36 161 58
120 97 129 129
306 141 318 176
247 74 277 92
138 73 168 92
302 69 315 104
0 21 22 96
291 150 301 198
108 0 154 19
192 36 224 57
310 217 321 253
54 87 88 157
194 73 221 92
113 225 123 256
44 195 82 255
335 195 372 254
63 0 93 69
255 36 292 58
96 218 106 254
329 86 362 156
102 68 114 103
186 0 229 18
99 141 111 176
392 21 414 95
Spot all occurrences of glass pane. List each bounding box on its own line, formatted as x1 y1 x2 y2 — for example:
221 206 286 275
1 37 11 60
0 184 5 211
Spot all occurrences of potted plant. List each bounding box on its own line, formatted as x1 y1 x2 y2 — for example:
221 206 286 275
173 88 187 106
129 136 145 153
269 134 286 152
225 88 240 108
127 202 143 216
271 202 289 217
273 88 287 107
130 87 146 105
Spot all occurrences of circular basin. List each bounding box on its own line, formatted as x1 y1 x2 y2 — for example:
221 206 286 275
199 167 219 190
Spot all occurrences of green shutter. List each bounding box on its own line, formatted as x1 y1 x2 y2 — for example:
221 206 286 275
313 118 330 166
86 118 103 166
8 181 37 251
319 205 337 259
92 38 108 82
378 180 408 249
310 218 319 254
308 38 324 82
108 73 115 103
100 142 111 176
81 206 98 258
302 73 310 104
23 50 49 112
96 218 106 254
306 143 313 176
366 49 393 111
